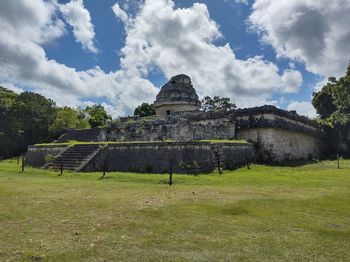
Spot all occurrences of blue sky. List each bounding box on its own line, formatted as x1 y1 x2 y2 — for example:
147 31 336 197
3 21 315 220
1 0 349 117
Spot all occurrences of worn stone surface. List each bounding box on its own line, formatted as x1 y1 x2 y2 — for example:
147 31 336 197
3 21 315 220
235 105 323 138
81 142 257 173
26 142 257 173
25 145 68 167
237 128 326 161
58 111 236 143
235 105 327 161
154 74 201 116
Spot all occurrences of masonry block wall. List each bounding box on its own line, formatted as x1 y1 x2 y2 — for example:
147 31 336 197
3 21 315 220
237 128 326 161
26 145 68 167
26 142 257 173
58 111 236 143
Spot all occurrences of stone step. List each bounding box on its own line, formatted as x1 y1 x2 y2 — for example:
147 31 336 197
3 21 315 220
52 159 84 163
46 144 102 171
59 153 93 158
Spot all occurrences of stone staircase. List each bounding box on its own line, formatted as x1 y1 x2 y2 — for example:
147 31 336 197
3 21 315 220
47 144 102 171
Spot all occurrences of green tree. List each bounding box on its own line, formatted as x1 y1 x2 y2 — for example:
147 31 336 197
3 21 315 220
134 103 156 117
312 64 350 157
201 96 236 112
50 107 90 136
10 92 57 154
0 87 19 158
312 84 336 120
84 104 112 128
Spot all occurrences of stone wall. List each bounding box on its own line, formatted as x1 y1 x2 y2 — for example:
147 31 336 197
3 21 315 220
25 145 69 167
56 111 235 143
154 102 200 116
81 142 256 173
235 106 325 140
56 128 104 143
105 111 236 142
25 142 256 173
236 128 326 161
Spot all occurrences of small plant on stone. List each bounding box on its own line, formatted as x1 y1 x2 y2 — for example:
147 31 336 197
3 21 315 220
179 160 200 172
45 154 55 163
119 136 127 142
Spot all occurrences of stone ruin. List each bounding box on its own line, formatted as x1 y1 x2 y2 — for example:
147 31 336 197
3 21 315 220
26 74 328 173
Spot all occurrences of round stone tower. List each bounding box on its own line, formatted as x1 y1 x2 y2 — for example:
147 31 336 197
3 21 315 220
154 74 201 116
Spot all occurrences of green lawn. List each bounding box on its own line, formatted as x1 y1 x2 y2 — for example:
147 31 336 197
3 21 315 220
0 160 349 261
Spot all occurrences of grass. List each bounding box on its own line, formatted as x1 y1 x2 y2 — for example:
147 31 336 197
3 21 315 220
0 160 349 261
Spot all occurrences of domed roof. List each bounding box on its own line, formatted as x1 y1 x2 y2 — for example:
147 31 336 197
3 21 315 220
155 74 200 104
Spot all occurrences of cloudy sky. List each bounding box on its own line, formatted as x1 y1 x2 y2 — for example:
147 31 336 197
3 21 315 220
0 0 349 117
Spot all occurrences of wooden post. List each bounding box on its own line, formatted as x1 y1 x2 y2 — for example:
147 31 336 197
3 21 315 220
21 156 25 173
100 159 107 180
169 160 173 186
17 156 20 165
337 130 341 169
59 158 63 176
245 154 251 170
217 154 222 174
100 146 108 180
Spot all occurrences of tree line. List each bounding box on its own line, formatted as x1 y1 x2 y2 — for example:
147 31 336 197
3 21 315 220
0 88 113 159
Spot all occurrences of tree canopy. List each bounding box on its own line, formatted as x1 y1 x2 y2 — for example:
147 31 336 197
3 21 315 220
0 90 57 158
134 103 156 117
84 104 112 128
312 64 350 155
0 86 114 159
312 64 350 126
201 96 236 112
49 107 90 136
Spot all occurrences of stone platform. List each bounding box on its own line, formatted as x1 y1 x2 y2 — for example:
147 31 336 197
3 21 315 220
26 141 257 174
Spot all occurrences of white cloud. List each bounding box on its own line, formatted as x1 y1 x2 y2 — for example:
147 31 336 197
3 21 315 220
0 0 66 44
0 0 307 117
281 69 303 93
249 0 350 78
60 0 98 53
113 0 301 108
287 101 317 118
0 0 157 116
112 3 130 26
0 82 24 94
225 0 249 5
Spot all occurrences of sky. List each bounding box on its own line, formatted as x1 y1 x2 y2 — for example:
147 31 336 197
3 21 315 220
0 0 349 118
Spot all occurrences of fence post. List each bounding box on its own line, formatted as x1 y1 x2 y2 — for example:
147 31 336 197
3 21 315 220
216 154 222 174
337 130 341 169
17 156 20 165
21 156 25 173
100 146 108 180
169 159 173 186
100 158 107 180
245 154 251 170
59 158 63 176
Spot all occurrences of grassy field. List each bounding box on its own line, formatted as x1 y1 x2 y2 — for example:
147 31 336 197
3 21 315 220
0 160 349 261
